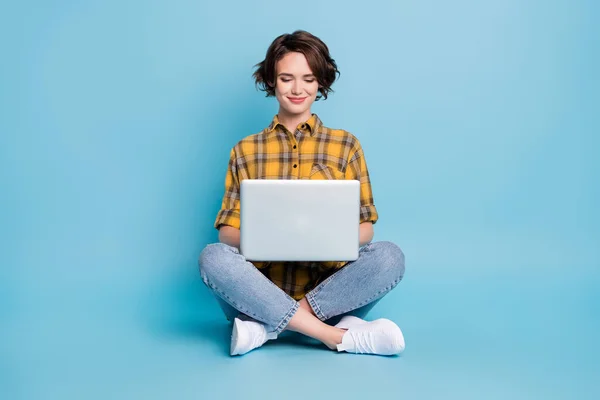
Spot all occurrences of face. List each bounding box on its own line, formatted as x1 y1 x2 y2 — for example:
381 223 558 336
273 52 319 118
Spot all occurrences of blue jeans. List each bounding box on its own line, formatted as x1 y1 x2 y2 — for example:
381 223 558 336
198 241 405 335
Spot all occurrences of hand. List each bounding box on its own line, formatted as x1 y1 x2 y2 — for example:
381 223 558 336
359 222 374 246
218 225 240 249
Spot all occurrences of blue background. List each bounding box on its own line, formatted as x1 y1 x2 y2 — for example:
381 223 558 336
2 0 599 399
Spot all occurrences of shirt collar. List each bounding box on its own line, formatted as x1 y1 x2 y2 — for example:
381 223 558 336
267 113 322 137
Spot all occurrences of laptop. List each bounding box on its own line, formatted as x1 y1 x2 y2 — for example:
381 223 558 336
240 179 360 262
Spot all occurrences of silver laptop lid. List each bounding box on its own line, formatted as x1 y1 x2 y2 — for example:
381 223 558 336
240 179 360 262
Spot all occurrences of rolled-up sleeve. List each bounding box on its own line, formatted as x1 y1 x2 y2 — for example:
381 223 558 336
346 143 378 224
214 148 241 230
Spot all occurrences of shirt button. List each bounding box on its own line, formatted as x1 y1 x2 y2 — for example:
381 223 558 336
293 164 297 168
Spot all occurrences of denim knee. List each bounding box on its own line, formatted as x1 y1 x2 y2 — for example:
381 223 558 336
198 243 239 283
368 241 406 283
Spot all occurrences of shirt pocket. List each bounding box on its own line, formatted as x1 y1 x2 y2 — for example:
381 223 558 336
308 162 344 180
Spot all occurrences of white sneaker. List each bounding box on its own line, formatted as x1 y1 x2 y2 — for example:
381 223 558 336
230 317 277 356
335 316 405 355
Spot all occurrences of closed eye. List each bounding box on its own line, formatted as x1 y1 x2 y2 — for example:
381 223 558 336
281 79 315 83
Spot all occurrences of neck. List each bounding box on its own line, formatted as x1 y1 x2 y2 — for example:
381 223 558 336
277 108 312 133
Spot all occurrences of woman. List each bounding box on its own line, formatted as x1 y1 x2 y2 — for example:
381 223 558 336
199 30 406 356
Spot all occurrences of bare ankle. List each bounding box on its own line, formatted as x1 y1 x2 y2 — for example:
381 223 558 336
298 297 316 317
324 327 346 350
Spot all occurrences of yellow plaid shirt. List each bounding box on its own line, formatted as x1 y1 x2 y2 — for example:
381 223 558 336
214 113 378 300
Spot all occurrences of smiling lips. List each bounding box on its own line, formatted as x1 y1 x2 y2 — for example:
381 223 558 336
288 97 307 104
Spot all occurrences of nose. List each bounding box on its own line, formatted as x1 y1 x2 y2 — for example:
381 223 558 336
292 80 301 95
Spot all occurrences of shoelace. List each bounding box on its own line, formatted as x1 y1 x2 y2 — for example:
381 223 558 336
349 331 376 354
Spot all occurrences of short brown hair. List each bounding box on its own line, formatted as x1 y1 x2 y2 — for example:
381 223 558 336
253 30 340 100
